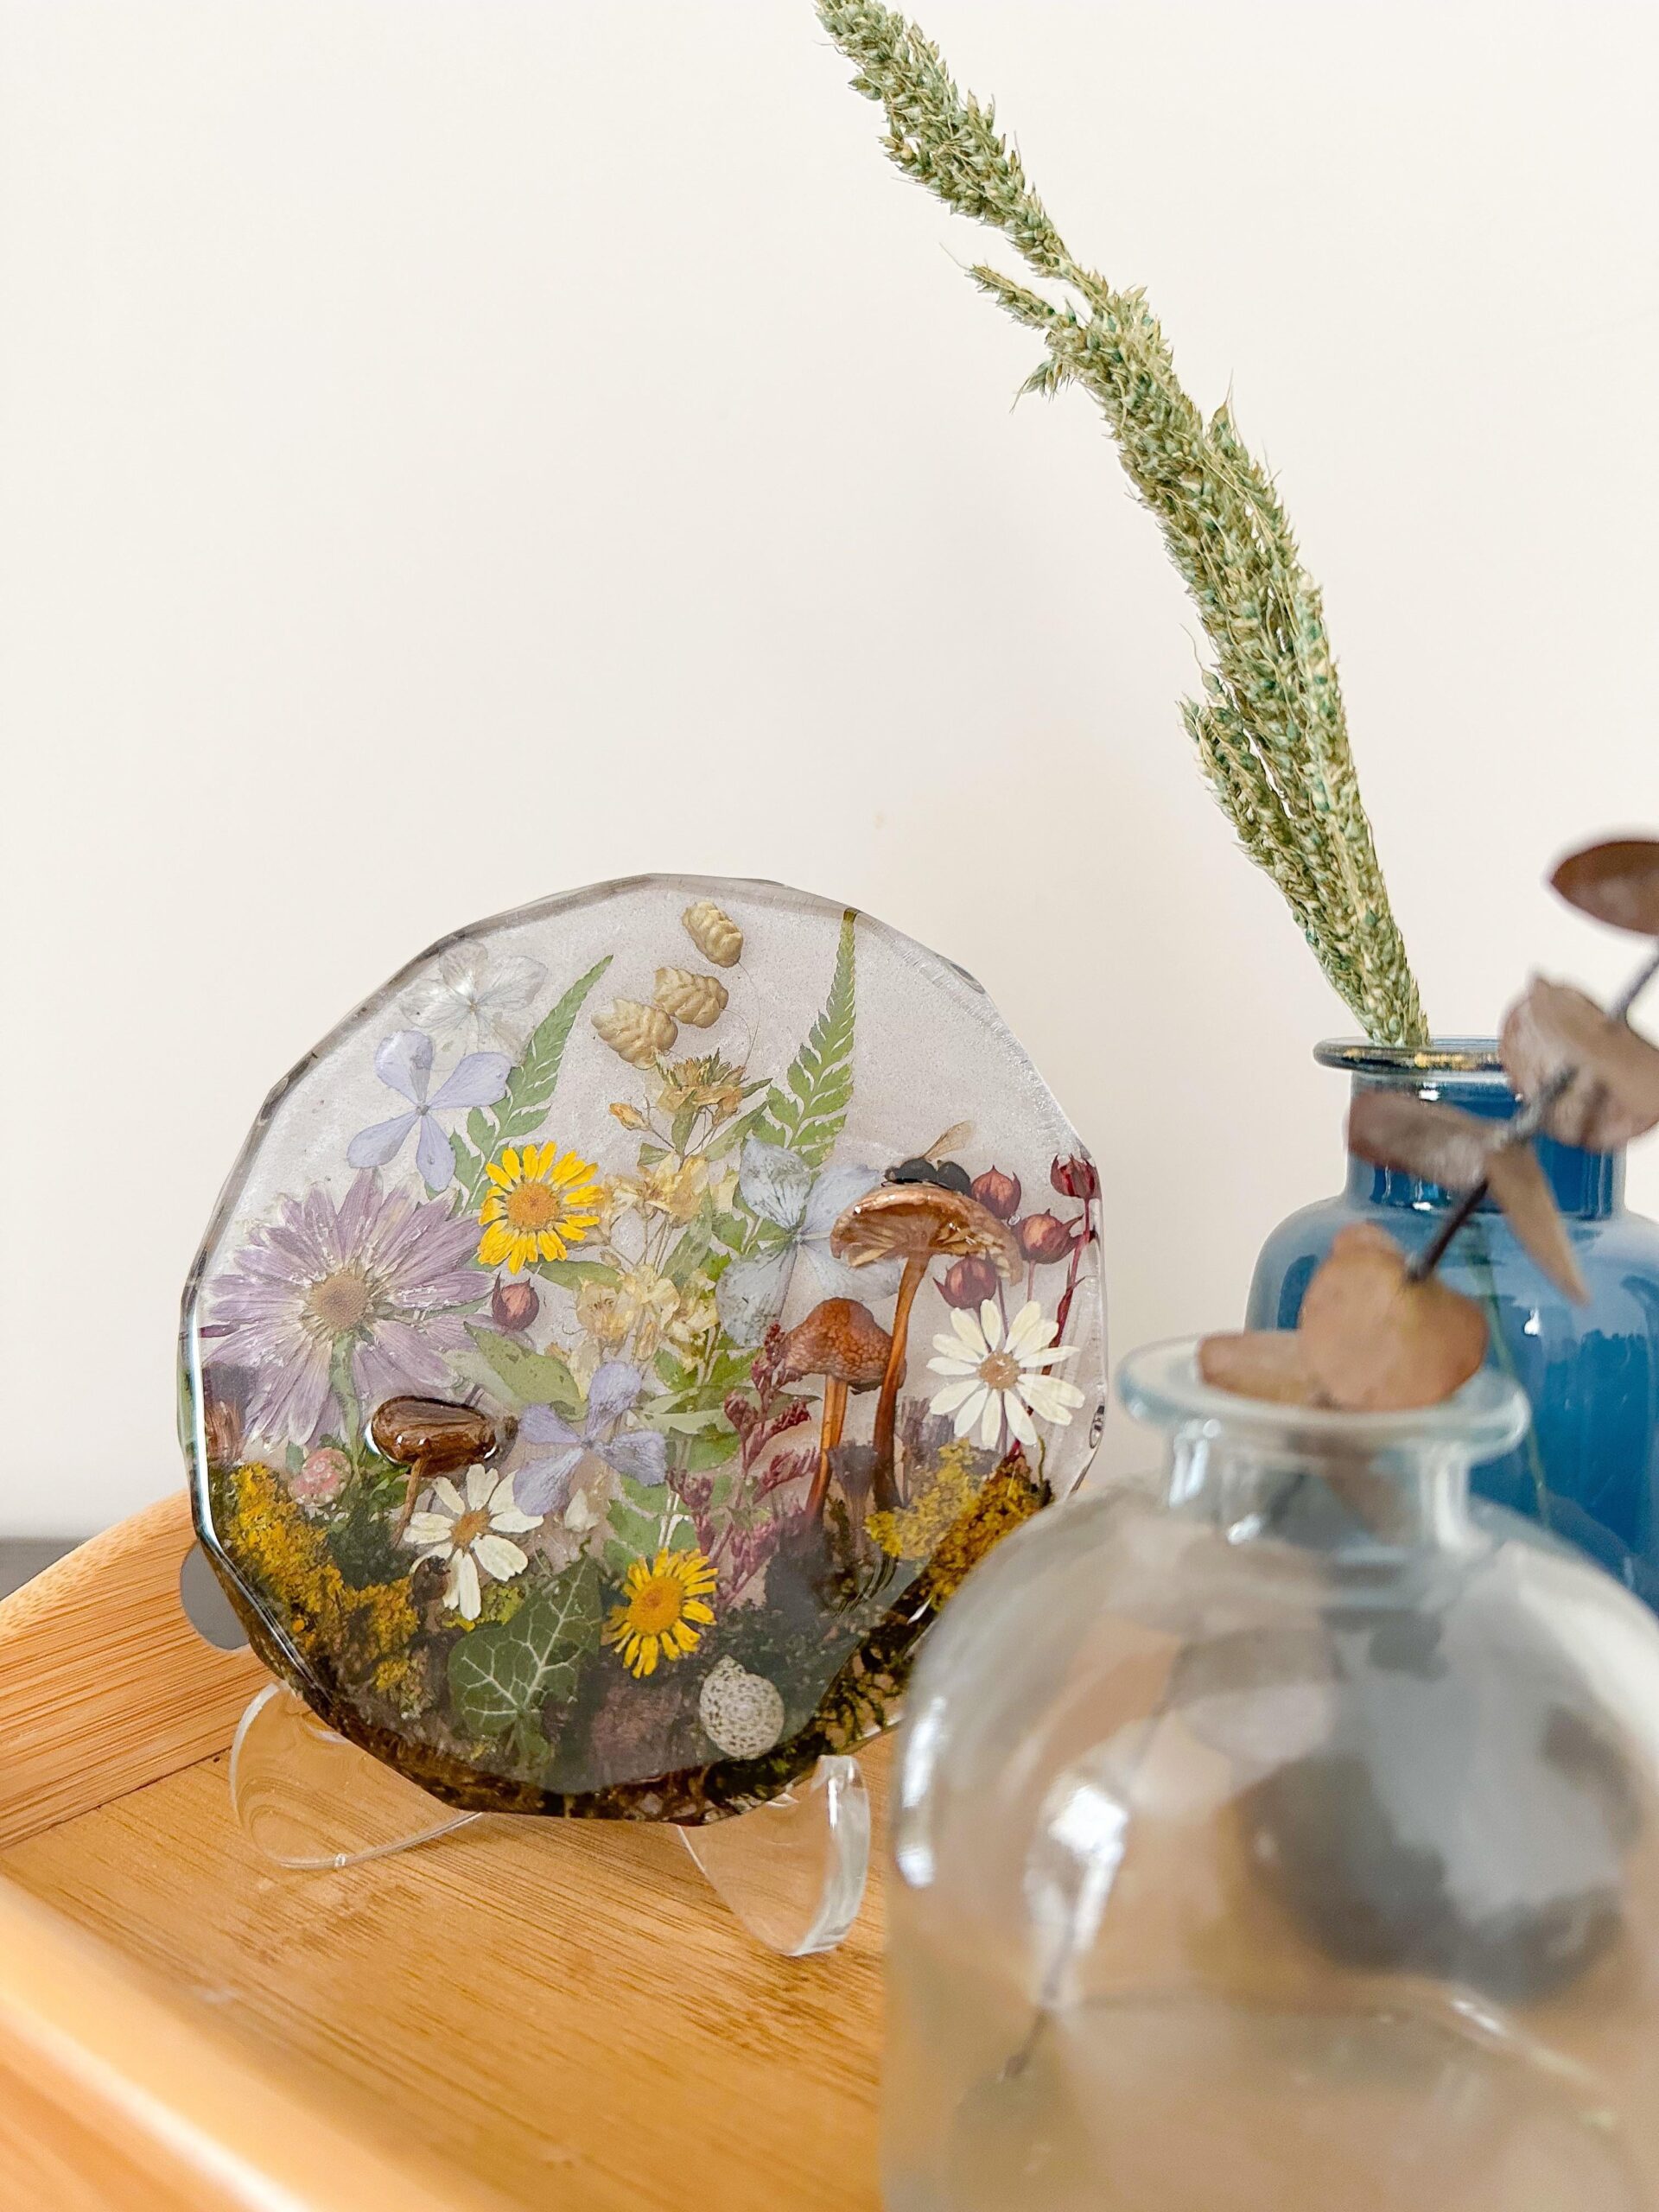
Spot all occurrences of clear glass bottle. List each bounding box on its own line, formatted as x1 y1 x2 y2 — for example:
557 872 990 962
884 1342 1659 2211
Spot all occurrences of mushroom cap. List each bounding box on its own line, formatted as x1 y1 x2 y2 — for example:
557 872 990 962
830 1183 1021 1277
370 1396 497 1473
778 1298 892 1390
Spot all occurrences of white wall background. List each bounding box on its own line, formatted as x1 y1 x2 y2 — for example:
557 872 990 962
3 0 1657 1538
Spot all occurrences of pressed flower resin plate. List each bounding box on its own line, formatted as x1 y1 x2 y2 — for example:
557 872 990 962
181 879 1106 1822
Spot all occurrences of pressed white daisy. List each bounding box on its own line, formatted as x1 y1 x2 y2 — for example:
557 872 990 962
404 1465 542 1621
926 1299 1084 1453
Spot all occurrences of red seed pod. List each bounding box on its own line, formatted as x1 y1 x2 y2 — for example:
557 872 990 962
1014 1212 1075 1267
1050 1154 1099 1204
969 1165 1022 1221
492 1278 540 1333
939 1254 1002 1309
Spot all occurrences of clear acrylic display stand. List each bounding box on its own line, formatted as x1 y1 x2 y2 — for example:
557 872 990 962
228 1681 870 1957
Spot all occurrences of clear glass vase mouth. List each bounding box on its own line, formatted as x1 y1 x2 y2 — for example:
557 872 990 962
1314 1036 1504 1080
1118 1338 1531 1465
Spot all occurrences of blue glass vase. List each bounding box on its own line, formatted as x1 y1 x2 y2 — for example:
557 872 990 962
1249 1039 1659 1604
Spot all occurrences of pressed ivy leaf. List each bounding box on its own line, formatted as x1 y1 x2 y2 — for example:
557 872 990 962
1484 1142 1588 1305
1346 1091 1492 1192
1501 976 1659 1151
1550 838 1659 937
1299 1224 1488 1412
1198 1331 1321 1406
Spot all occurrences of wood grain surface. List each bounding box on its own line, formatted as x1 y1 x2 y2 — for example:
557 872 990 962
2 1738 887 2209
0 1492 265 1849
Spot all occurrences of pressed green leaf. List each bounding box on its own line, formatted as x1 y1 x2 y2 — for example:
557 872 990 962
531 1257 620 1291
454 957 613 1211
685 1427 741 1472
607 1500 661 1554
752 909 857 1169
466 1324 581 1413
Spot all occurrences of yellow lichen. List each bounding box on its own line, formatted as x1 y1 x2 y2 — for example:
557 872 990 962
219 1463 419 1690
919 1458 1048 1607
868 1440 981 1560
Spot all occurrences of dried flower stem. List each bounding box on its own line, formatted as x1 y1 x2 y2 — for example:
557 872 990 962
1408 943 1659 1282
817 0 1428 1044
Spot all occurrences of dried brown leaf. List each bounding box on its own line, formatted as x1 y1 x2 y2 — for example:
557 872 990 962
1198 1332 1322 1406
1347 1090 1491 1192
1483 1143 1588 1305
1299 1224 1488 1412
1551 838 1659 936
1501 976 1659 1150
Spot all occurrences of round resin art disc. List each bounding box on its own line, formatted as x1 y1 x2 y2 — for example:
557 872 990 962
181 879 1106 1821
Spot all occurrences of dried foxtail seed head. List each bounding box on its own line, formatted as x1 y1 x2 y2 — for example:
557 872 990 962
682 899 743 968
593 998 677 1067
654 967 728 1027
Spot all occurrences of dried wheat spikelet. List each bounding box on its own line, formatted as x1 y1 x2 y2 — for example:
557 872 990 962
655 967 728 1027
817 1 1428 1046
593 998 677 1066
682 899 743 969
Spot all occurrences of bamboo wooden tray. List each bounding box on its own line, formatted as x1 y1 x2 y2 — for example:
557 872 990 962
0 1497 883 2209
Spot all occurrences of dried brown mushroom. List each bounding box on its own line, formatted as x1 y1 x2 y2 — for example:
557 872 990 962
830 1183 1020 1502
1299 1225 1488 1413
778 1298 893 1518
371 1396 499 1534
1551 838 1659 937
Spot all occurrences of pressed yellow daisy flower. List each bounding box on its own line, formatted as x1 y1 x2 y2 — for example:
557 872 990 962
477 1142 602 1274
603 1548 718 1678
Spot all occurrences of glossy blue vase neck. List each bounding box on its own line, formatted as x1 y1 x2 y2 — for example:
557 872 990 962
1344 1071 1624 1223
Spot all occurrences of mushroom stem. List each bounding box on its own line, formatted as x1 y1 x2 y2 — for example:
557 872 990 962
393 1461 429 1540
872 1255 927 1507
806 1377 849 1521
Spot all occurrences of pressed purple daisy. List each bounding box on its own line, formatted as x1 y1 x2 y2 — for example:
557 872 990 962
207 1170 484 1447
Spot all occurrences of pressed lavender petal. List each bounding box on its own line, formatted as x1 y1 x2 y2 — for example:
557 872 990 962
429 1052 511 1109
347 1113 417 1170
414 1109 454 1193
520 1404 582 1446
514 1446 583 1515
375 1029 435 1106
604 1429 668 1487
585 1361 645 1430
